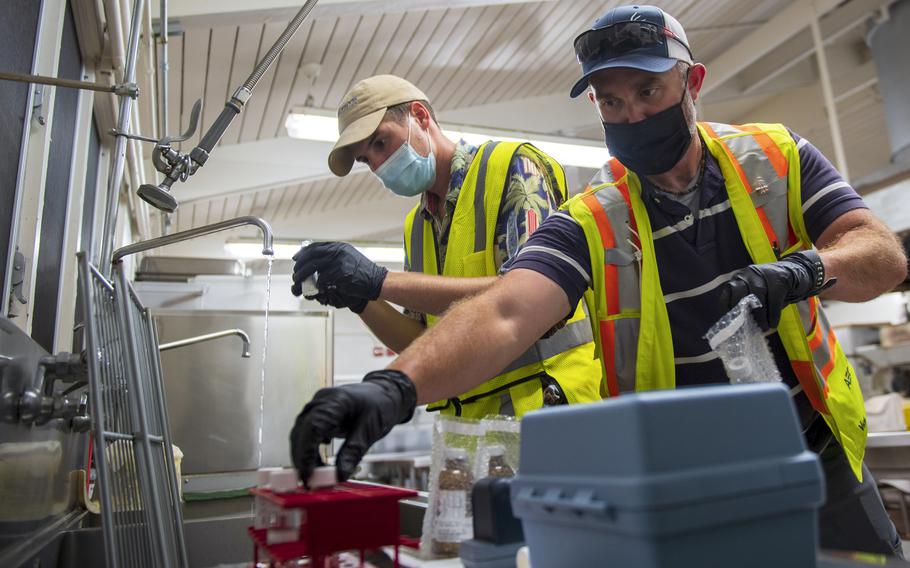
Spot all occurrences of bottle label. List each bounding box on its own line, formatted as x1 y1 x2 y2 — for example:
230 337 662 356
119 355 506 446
434 489 468 542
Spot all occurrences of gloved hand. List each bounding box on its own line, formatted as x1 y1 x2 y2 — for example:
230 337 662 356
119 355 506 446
720 250 833 331
289 369 417 485
291 242 388 314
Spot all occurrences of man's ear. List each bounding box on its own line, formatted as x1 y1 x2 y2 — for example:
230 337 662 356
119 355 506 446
411 101 432 129
687 63 707 102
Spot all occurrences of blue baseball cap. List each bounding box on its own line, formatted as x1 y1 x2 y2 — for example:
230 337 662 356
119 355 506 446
570 5 694 98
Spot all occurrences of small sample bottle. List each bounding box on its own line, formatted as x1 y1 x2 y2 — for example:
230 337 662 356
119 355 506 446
265 468 303 544
486 445 514 478
307 465 337 490
254 467 281 530
431 447 473 556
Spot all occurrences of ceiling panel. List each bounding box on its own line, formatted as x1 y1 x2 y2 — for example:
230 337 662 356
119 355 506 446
310 16 364 109
389 9 452 82
257 21 314 139
447 2 568 108
202 26 240 141
237 21 293 144
322 13 385 109
474 0 590 105
164 31 183 147
512 1 604 101
218 23 266 145
404 9 474 90
344 12 409 87
181 27 211 149
431 4 526 108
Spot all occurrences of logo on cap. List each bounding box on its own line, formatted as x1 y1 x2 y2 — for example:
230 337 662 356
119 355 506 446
339 96 359 115
630 11 643 21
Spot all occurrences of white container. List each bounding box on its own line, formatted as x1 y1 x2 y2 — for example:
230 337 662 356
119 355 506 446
307 466 337 489
269 468 299 493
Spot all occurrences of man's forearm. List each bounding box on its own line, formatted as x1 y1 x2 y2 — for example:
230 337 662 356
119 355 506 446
359 301 426 354
380 272 498 316
388 270 570 404
819 216 907 302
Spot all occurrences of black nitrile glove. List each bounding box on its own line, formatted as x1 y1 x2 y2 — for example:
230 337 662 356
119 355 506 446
720 249 834 331
289 369 417 486
291 242 388 314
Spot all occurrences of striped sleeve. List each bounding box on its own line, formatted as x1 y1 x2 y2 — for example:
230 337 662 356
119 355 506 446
793 131 868 243
502 211 592 308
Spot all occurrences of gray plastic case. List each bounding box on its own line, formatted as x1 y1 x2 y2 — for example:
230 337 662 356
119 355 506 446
511 383 825 568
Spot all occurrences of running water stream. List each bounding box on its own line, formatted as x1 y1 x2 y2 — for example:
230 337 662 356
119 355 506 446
256 256 274 469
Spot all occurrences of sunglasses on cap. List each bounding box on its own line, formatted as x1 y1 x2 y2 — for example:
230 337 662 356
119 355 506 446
574 20 690 66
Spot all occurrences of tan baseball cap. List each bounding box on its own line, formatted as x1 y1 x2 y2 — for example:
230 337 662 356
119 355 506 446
328 75 428 177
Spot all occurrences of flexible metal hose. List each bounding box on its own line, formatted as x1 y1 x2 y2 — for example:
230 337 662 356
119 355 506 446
242 0 319 92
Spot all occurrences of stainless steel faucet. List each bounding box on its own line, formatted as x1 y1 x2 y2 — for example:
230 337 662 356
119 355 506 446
158 328 252 358
111 216 274 263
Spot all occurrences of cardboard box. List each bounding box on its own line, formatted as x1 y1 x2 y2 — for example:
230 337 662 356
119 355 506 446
881 323 910 348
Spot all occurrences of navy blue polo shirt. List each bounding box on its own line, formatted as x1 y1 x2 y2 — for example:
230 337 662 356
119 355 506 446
504 132 867 429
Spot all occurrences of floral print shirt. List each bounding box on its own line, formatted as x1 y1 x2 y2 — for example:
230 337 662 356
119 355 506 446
414 140 561 271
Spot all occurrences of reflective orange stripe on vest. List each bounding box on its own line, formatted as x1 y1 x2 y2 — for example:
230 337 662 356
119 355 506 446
701 123 781 251
583 192 621 398
609 160 641 250
703 123 834 415
736 124 800 250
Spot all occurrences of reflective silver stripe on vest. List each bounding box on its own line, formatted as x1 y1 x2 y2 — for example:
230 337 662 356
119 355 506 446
501 316 594 374
591 188 642 313
590 160 618 186
408 215 425 273
797 297 836 377
705 122 789 248
585 178 644 393
473 142 501 253
614 318 639 392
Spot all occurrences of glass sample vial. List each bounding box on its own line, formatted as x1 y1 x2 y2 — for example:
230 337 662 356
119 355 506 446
487 445 514 478
431 447 473 556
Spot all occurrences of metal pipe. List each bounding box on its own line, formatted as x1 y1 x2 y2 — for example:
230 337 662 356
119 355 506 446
0 71 137 97
159 0 168 140
158 328 252 358
810 0 850 182
126 103 152 241
146 313 189 567
158 0 171 236
102 0 126 71
99 0 146 273
112 215 274 263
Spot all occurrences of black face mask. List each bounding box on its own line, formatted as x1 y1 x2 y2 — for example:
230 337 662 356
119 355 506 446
601 89 694 176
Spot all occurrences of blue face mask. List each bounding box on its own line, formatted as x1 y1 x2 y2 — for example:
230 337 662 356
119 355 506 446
374 116 436 197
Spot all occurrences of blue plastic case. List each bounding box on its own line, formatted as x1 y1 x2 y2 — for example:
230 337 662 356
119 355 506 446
511 383 825 568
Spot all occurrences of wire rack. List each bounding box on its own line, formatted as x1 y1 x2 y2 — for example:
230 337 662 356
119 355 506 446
78 253 187 567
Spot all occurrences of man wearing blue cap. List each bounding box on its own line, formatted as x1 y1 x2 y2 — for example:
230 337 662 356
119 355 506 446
290 5 907 555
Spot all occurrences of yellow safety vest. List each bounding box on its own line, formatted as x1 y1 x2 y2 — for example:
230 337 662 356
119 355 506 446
565 122 868 480
404 141 603 419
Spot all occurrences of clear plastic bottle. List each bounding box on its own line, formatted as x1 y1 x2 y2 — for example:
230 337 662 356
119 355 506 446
487 445 514 478
431 447 473 556
254 467 280 530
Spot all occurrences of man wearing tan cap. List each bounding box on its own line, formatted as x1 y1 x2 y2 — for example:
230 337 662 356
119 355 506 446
291 74 602 420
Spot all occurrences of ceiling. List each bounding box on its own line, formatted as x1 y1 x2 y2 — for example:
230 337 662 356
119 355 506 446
140 0 899 258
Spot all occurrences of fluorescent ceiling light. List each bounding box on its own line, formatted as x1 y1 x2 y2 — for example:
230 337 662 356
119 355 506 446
285 113 339 142
285 111 610 169
225 240 404 264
